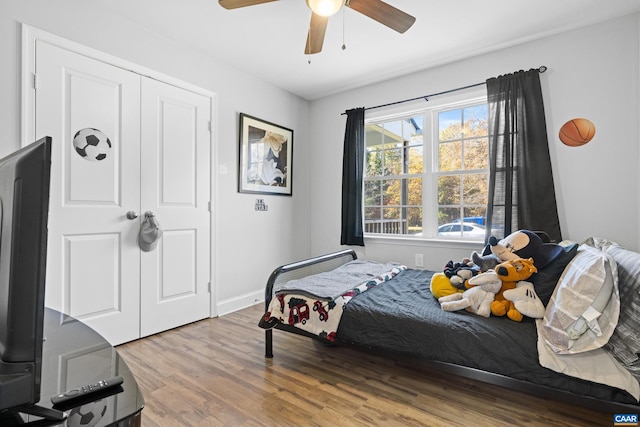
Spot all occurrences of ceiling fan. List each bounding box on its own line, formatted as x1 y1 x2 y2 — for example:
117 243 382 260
218 0 416 55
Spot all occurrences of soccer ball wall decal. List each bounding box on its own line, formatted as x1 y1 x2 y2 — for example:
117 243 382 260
73 128 112 161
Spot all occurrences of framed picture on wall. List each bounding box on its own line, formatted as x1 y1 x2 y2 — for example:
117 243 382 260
238 113 293 196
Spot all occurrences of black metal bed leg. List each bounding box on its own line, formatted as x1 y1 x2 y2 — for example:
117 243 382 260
265 329 273 358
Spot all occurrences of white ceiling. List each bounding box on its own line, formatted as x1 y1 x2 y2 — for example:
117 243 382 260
95 0 640 100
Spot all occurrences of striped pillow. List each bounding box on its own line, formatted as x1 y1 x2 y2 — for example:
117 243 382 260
541 244 619 354
586 238 640 366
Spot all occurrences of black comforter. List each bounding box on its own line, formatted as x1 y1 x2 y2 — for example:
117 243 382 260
336 269 636 404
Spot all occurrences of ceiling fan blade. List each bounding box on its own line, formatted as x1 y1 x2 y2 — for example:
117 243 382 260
346 0 416 33
304 13 329 55
218 0 278 10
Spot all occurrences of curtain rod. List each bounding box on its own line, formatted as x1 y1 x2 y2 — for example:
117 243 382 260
342 65 547 115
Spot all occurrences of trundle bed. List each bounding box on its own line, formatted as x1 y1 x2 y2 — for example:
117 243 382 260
258 238 640 413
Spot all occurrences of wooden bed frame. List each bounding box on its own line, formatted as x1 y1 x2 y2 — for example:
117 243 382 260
262 249 640 414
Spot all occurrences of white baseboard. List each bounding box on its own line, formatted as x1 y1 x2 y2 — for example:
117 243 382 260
216 290 264 316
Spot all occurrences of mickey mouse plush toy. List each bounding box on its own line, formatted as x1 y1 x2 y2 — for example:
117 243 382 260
483 229 563 269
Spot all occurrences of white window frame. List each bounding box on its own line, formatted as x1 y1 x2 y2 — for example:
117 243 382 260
363 88 488 241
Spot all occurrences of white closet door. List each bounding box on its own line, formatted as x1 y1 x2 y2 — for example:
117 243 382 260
139 78 211 337
36 40 142 345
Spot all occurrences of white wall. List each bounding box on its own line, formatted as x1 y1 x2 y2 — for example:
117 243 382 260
308 14 640 270
0 0 312 315
2 2 638 315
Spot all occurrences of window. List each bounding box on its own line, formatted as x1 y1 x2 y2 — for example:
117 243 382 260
363 95 489 240
364 117 423 235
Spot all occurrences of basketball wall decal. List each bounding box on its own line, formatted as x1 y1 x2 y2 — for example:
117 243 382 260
559 118 596 147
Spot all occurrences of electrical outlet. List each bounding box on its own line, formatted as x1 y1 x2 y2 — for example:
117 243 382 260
415 253 424 268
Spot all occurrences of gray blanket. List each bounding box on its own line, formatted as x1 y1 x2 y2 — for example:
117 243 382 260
336 269 637 405
274 260 401 301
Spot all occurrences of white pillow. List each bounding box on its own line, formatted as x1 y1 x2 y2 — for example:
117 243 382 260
541 244 620 354
536 320 640 401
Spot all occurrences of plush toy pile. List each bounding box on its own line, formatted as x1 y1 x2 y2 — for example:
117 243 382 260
431 229 563 322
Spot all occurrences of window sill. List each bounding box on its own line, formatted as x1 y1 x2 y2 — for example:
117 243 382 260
364 234 485 250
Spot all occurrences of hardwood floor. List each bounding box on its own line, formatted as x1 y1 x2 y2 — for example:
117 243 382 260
117 304 613 426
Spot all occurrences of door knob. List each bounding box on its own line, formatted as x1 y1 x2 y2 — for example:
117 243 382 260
126 211 138 220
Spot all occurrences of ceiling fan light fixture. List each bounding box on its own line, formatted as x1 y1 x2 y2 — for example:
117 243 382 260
306 0 343 17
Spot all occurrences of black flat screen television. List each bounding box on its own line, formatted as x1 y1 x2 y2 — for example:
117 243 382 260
0 136 64 421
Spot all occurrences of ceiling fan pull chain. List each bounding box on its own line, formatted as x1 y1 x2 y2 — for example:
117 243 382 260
342 6 347 50
308 9 312 64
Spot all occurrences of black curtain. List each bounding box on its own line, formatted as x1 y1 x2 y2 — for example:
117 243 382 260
340 107 365 246
485 69 562 242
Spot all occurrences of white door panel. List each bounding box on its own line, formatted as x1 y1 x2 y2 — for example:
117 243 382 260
36 41 141 345
65 234 120 318
34 39 211 345
67 73 121 204
160 230 196 298
140 78 210 337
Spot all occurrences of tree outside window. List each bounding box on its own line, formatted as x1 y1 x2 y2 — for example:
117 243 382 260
364 100 489 240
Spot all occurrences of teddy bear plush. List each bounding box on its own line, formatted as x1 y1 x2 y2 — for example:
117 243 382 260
438 271 502 317
490 257 538 322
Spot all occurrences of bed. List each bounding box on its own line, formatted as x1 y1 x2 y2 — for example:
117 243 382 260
259 238 640 413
